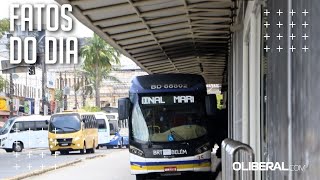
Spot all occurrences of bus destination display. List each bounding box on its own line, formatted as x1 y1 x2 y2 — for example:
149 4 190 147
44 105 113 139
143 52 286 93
141 95 194 105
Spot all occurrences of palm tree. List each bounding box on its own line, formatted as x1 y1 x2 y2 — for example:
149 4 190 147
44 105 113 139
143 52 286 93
80 34 121 107
75 67 121 107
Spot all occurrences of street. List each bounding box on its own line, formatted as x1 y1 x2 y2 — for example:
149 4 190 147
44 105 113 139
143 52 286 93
0 147 120 180
1 148 221 180
25 149 134 180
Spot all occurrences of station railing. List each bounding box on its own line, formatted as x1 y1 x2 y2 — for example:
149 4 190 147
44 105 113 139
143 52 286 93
222 138 255 180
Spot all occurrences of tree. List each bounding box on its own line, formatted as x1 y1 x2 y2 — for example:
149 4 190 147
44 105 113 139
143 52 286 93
0 18 9 39
75 66 121 107
80 34 121 107
0 76 8 92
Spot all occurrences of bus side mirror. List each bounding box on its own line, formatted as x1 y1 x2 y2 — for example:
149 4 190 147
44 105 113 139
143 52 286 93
118 98 130 120
205 94 217 116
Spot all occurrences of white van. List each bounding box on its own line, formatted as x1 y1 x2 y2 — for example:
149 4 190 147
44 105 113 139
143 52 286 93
94 113 111 148
0 115 51 152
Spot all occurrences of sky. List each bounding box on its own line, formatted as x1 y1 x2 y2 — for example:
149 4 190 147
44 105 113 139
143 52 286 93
0 0 139 68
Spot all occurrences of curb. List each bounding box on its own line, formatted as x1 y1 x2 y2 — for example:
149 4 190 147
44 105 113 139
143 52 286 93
5 154 107 180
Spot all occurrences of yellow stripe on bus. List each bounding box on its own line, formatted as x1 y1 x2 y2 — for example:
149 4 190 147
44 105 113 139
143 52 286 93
131 162 210 171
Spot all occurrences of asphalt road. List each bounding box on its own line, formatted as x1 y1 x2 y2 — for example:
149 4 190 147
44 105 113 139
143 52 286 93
26 149 134 180
1 148 222 180
24 150 222 180
0 147 119 180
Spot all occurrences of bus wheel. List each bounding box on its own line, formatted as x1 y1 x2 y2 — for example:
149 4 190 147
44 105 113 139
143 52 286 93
96 145 100 149
60 150 69 155
51 151 56 155
13 142 23 152
91 142 95 153
80 142 86 154
136 174 146 180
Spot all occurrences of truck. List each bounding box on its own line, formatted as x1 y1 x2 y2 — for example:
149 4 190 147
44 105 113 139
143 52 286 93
118 74 217 180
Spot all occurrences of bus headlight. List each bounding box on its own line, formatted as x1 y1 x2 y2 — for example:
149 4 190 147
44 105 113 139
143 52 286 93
195 143 210 154
74 137 80 141
129 146 144 157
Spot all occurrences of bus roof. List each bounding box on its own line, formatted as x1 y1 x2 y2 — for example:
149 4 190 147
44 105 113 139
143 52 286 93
14 115 51 121
130 74 207 94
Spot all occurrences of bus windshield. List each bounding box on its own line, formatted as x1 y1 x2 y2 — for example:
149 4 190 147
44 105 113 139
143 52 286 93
0 118 16 135
132 99 207 142
49 114 81 133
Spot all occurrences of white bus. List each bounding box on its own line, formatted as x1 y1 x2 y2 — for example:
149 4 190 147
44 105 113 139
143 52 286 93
0 115 51 152
94 112 111 148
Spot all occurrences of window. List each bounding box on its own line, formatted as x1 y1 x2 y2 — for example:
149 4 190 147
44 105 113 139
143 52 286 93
35 121 48 130
11 122 24 133
24 121 35 130
97 119 106 129
81 115 96 129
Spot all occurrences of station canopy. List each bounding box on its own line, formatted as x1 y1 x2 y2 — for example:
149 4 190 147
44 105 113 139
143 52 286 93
56 0 235 84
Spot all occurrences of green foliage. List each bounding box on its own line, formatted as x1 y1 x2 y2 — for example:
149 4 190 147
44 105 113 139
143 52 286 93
216 94 224 110
0 18 9 38
0 76 8 92
81 106 101 112
54 89 63 101
80 34 121 106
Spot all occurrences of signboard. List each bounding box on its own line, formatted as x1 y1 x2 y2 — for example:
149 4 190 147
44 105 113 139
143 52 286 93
1 60 29 74
47 72 56 89
0 97 8 111
63 87 70 95
24 100 31 115
141 95 195 105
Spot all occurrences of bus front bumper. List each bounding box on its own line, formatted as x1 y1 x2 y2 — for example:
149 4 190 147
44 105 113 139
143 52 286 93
49 138 84 151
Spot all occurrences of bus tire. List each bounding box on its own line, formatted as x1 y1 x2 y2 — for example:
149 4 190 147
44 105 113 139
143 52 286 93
51 151 56 155
60 150 69 155
5 149 13 153
80 142 86 154
13 142 23 152
136 174 146 180
91 142 95 153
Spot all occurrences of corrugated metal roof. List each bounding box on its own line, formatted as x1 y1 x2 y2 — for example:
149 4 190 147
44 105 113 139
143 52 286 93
56 0 235 84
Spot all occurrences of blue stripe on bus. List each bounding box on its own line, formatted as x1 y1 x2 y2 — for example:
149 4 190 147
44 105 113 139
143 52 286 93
130 159 210 166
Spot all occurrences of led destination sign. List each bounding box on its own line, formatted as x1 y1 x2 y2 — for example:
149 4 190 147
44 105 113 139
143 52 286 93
141 96 194 105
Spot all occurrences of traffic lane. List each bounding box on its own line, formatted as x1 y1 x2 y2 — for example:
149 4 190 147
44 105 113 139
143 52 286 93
26 149 135 180
25 149 217 180
0 147 117 180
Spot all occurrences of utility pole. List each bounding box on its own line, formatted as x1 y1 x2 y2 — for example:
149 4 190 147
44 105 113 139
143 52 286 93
41 53 47 115
60 71 63 111
9 72 13 117
73 65 78 109
64 71 67 110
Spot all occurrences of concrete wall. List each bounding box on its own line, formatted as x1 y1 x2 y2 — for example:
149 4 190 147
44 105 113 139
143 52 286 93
230 0 320 179
265 0 320 179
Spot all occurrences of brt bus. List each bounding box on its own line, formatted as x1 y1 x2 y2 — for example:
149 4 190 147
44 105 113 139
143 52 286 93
106 113 129 148
48 112 98 155
0 115 51 152
118 74 217 180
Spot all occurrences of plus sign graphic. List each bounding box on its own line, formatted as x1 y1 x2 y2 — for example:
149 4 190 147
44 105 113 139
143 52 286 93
263 8 311 54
